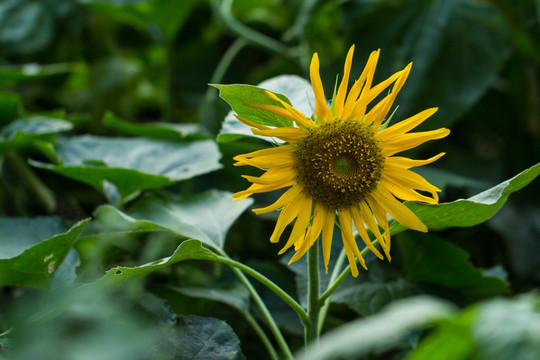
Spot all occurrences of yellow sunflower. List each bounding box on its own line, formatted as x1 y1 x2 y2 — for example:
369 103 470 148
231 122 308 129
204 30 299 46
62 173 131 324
231 45 450 277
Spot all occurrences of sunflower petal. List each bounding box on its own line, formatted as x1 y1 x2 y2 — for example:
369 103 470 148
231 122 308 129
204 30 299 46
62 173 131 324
269 192 306 243
334 45 355 119
350 206 384 260
377 108 438 141
279 196 313 254
372 186 428 232
253 184 303 214
382 128 451 156
385 153 446 169
310 53 334 123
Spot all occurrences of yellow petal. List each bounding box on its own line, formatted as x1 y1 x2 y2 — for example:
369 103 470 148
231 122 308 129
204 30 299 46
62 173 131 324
231 178 296 201
377 108 438 141
269 192 306 243
381 128 451 156
310 53 334 123
289 202 326 264
358 200 388 252
252 127 309 142
261 91 315 129
321 206 336 273
279 196 313 254
384 153 446 169
334 45 355 119
234 153 296 168
242 168 297 185
364 196 392 259
343 50 380 119
371 186 427 232
234 114 271 130
350 206 383 260
247 103 314 129
339 208 367 270
253 184 303 214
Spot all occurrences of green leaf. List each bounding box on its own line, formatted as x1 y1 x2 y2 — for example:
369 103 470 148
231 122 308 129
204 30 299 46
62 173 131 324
103 111 206 140
0 116 73 155
95 189 253 249
217 75 314 142
97 239 221 285
30 135 222 203
168 282 250 313
391 163 540 234
296 296 456 360
173 315 245 360
332 278 422 316
397 233 509 301
0 63 75 88
0 217 89 287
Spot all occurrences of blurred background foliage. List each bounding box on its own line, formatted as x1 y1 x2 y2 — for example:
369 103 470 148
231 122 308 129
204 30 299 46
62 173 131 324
0 0 539 359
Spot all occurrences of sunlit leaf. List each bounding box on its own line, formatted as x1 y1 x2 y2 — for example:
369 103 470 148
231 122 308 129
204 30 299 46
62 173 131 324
217 75 314 142
30 135 222 203
397 233 509 301
296 296 456 360
0 217 89 287
94 190 253 249
391 163 540 234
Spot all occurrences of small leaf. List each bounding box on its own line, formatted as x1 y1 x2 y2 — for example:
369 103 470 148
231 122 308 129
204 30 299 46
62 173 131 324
0 116 73 155
217 75 314 142
0 218 89 287
296 296 456 360
31 135 222 202
397 233 509 301
391 163 540 234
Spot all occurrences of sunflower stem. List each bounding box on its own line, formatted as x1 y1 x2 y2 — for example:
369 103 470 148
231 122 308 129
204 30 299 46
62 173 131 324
305 243 320 345
317 247 347 333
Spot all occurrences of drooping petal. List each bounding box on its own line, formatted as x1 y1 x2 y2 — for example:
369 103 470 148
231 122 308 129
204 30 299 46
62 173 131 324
338 208 367 277
289 202 326 264
234 114 271 130
247 102 315 129
261 91 316 129
321 206 336 273
350 205 383 260
251 127 309 142
269 191 306 243
233 152 296 168
253 184 303 214
279 196 313 254
364 196 392 258
371 186 428 232
242 167 297 185
232 178 296 201
358 200 389 253
310 53 334 123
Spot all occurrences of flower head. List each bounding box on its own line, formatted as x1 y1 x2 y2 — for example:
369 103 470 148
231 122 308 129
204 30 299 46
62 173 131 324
231 45 450 277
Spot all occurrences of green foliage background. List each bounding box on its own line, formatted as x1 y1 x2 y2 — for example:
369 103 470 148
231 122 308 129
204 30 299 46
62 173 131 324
0 0 539 359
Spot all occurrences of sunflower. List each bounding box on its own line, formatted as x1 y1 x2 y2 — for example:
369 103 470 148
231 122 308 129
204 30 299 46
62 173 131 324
231 45 450 277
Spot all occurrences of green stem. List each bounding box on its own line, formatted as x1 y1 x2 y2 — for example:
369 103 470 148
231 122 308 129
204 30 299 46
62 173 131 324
214 252 310 326
5 151 56 213
242 311 280 360
228 265 294 359
304 243 320 344
317 247 347 333
201 37 248 132
212 0 292 60
318 240 378 306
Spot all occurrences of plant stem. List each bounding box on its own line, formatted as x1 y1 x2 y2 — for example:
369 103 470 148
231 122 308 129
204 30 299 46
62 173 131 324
304 243 320 345
215 252 310 326
317 248 347 333
318 240 379 306
243 310 280 360
228 265 294 359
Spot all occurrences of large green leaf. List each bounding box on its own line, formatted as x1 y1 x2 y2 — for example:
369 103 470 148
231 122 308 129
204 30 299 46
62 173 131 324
398 233 509 301
390 163 540 234
296 296 455 360
341 0 511 128
0 217 89 287
30 135 222 203
217 75 314 142
94 190 252 249
168 282 250 313
103 111 206 140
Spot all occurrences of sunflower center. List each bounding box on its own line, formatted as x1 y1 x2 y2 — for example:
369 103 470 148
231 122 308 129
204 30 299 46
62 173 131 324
294 120 384 209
